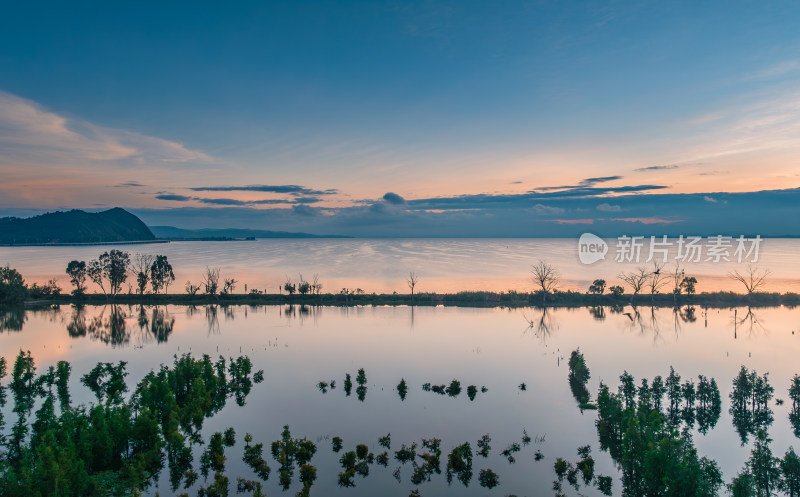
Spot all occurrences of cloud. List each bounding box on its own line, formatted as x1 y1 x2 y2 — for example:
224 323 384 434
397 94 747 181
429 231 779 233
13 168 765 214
745 60 800 81
634 165 680 172
292 197 323 204
406 183 668 211
195 197 249 206
607 217 682 225
382 192 407 205
114 181 147 188
550 219 595 225
292 204 317 216
0 90 211 165
532 204 565 215
129 187 800 237
156 194 193 201
189 185 337 195
579 175 623 186
703 196 718 203
596 203 622 212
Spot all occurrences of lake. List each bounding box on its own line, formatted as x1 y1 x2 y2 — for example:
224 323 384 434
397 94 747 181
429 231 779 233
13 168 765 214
2 303 799 495
1 237 799 294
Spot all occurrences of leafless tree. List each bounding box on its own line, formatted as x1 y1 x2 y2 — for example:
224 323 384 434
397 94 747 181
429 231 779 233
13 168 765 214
201 267 221 296
670 263 685 305
407 272 419 305
185 281 201 295
648 261 667 304
132 253 155 295
619 267 650 303
531 260 559 306
311 273 322 295
728 264 770 295
222 278 237 295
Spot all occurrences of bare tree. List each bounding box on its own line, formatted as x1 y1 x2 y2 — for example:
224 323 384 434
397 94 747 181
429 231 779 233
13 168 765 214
311 273 322 295
221 278 237 295
132 253 155 295
531 260 559 306
619 267 651 303
648 261 667 304
407 272 419 305
185 281 200 295
670 263 685 305
201 267 221 296
729 264 770 295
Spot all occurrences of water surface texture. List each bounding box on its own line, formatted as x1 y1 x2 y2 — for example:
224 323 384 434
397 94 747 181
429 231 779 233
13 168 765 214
2 304 799 495
1 238 799 293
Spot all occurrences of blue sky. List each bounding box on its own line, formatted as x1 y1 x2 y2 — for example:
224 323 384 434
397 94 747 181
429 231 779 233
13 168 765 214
1 1 799 236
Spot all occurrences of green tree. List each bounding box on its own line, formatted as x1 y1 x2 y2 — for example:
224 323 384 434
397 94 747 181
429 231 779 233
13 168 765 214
747 431 780 497
88 250 130 297
65 260 88 295
588 279 606 294
150 255 175 294
681 276 698 295
0 265 27 304
781 447 800 497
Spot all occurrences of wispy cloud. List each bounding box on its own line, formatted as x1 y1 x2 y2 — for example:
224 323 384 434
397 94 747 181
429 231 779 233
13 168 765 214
0 91 211 165
596 203 621 212
634 164 680 172
188 185 338 195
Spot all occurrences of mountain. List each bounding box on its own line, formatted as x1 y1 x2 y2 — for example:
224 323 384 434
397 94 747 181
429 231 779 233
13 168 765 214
0 208 156 245
149 226 351 239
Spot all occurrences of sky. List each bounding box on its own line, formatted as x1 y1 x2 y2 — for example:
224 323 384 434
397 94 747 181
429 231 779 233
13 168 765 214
1 0 799 236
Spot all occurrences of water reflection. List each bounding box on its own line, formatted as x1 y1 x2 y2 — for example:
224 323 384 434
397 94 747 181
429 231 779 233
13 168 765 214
734 307 767 338
63 304 175 346
0 306 25 332
524 307 558 343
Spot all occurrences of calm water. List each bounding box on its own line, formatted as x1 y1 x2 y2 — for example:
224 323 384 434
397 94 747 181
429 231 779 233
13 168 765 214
2 303 800 495
1 238 799 294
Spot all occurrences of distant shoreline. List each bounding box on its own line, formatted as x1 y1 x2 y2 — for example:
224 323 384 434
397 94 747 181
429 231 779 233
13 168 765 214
17 290 800 309
0 240 170 247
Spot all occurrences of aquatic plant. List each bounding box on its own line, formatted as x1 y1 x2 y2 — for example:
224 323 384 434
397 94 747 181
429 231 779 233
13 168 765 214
243 433 271 481
344 373 352 396
730 366 774 445
446 380 462 397
446 442 473 487
501 442 521 463
397 379 408 400
476 434 491 458
395 443 417 464
478 468 499 489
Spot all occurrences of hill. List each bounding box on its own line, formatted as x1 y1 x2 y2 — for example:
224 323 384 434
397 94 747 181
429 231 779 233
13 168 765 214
149 226 351 239
0 208 156 245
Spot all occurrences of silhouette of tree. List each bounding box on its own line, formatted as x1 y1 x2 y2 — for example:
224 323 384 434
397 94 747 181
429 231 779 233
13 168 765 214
729 264 770 295
407 272 418 305
531 260 559 306
150 255 175 294
588 279 606 294
65 260 87 295
619 267 650 303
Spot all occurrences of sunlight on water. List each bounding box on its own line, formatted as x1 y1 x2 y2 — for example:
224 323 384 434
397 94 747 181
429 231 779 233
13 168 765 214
1 238 799 294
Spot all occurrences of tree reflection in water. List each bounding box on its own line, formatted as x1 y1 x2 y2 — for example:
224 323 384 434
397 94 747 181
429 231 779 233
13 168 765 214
0 306 26 332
